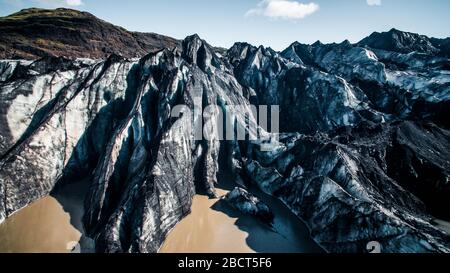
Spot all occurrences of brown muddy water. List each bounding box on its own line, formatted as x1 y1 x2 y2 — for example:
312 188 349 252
0 196 81 253
0 177 324 253
160 186 323 253
0 179 94 253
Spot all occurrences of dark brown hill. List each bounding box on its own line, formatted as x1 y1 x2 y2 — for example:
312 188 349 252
0 8 180 59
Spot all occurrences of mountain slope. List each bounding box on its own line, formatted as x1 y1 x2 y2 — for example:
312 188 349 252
0 8 180 59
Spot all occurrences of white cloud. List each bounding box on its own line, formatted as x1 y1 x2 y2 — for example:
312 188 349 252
367 0 381 6
246 0 319 20
65 0 83 5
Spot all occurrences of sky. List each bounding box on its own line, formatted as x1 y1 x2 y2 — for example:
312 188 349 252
1 0 449 50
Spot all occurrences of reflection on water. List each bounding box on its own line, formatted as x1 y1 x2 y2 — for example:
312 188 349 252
0 197 81 253
160 187 323 253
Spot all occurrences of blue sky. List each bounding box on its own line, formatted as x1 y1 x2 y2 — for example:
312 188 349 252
1 0 449 50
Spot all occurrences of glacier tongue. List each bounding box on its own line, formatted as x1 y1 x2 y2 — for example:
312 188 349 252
1 33 450 253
